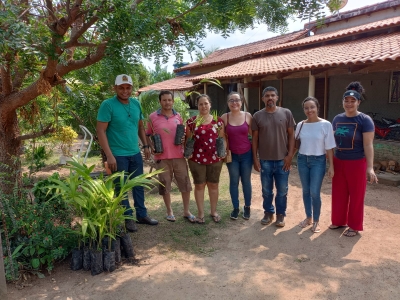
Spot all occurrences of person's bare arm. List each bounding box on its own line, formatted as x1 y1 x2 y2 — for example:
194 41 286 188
252 130 260 172
283 127 295 171
326 148 334 178
363 131 378 184
221 113 227 126
138 120 150 160
96 121 117 172
246 113 252 135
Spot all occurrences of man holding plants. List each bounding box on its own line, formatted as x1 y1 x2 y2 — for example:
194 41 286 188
97 74 158 232
146 90 195 223
252 86 295 228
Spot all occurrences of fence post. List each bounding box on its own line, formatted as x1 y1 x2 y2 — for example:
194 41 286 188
0 233 7 299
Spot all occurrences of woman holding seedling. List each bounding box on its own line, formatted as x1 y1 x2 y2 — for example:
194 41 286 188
185 94 226 224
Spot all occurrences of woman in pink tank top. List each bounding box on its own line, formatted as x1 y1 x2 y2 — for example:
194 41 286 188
221 92 253 220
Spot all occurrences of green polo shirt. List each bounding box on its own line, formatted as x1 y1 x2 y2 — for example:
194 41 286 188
97 96 143 156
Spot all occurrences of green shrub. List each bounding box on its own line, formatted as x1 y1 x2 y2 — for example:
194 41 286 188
1 176 75 280
25 144 49 175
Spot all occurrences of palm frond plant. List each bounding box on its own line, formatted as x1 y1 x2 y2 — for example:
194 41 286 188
184 78 223 99
48 159 163 272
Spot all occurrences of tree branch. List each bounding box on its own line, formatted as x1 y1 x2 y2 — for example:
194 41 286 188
11 66 28 91
0 54 13 95
57 42 107 77
16 124 55 141
44 1 57 22
167 0 206 23
64 15 99 48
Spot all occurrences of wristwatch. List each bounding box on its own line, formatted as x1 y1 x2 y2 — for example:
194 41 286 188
142 145 150 149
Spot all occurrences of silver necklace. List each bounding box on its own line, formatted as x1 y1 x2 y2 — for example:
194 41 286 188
119 100 131 117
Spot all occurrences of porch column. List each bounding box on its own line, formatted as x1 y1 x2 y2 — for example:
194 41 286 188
243 77 250 112
203 82 207 94
308 71 315 97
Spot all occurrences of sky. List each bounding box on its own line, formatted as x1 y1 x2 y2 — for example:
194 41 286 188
142 0 387 72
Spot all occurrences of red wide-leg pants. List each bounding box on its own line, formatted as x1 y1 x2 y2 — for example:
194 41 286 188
331 156 366 231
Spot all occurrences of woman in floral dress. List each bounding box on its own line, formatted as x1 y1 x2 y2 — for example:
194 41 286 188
185 94 226 224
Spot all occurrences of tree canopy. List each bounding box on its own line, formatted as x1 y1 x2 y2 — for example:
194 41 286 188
0 0 329 193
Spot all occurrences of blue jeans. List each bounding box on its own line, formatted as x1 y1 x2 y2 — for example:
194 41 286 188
260 159 289 216
297 154 326 222
226 149 253 208
115 153 147 219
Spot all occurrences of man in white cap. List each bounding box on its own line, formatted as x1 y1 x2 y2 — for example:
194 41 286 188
97 74 158 232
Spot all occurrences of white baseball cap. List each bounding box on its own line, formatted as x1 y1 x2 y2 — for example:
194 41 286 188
115 74 133 86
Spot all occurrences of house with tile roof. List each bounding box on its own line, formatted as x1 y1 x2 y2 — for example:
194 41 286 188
139 0 400 151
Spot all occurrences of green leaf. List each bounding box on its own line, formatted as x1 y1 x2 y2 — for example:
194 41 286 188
32 258 40 269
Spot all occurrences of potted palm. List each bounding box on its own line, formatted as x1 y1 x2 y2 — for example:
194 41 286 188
184 115 205 158
49 159 162 274
211 110 226 158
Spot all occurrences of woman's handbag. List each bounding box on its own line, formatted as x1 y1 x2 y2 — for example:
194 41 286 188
223 113 232 163
224 149 232 163
295 121 305 150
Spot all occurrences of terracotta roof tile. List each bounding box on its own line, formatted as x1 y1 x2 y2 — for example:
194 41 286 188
175 30 308 72
138 75 196 92
306 0 400 28
190 32 400 80
177 15 400 73
271 16 400 51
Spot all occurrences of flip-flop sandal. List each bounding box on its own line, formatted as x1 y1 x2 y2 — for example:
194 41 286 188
343 228 358 237
298 219 313 228
210 214 221 223
183 214 196 223
195 217 205 225
166 215 176 222
329 225 347 230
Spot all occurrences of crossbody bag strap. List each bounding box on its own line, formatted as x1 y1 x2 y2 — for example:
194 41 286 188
225 113 230 150
295 120 306 140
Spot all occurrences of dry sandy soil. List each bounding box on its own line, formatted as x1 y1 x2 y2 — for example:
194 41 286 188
6 163 400 300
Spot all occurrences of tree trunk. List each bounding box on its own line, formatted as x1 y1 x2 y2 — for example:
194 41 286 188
0 109 22 195
0 230 6 299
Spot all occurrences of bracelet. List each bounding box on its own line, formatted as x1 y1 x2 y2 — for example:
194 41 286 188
142 145 149 149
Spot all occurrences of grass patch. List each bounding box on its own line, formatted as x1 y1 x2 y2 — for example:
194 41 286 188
133 164 237 257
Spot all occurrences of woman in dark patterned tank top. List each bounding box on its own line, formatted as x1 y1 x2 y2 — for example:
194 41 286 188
330 82 378 237
221 92 253 220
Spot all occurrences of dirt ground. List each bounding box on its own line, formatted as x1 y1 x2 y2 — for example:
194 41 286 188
6 163 400 300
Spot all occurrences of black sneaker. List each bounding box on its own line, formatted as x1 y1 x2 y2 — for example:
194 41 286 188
242 206 251 220
230 208 240 220
125 219 138 232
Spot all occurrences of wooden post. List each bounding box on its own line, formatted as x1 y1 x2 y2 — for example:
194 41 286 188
324 72 328 119
308 71 316 97
243 78 250 112
0 232 7 299
258 80 261 111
